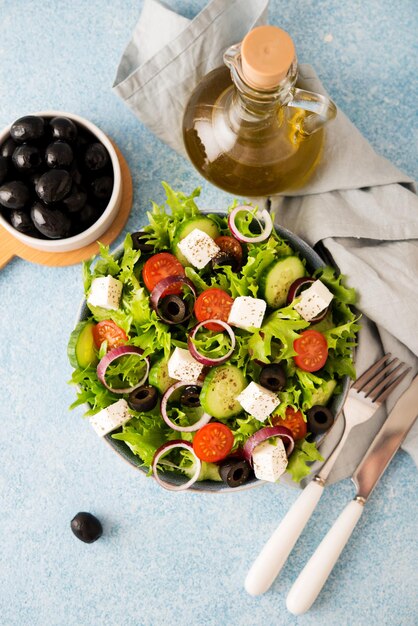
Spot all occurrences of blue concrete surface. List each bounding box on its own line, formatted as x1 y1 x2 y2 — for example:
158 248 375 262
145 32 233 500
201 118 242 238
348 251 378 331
1 1 417 625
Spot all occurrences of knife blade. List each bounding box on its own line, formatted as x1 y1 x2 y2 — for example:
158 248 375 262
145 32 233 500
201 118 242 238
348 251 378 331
353 375 418 500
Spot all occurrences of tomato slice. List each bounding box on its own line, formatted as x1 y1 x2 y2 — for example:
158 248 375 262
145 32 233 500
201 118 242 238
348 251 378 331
272 407 307 441
142 252 185 295
193 423 234 462
215 235 243 265
194 288 234 332
93 320 128 350
294 329 328 372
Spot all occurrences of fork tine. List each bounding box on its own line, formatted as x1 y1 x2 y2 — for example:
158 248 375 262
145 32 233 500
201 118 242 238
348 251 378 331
361 358 400 395
352 354 392 391
373 367 412 404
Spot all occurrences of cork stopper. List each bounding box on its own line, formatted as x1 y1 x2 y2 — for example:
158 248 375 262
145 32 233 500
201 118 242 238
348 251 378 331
241 25 295 90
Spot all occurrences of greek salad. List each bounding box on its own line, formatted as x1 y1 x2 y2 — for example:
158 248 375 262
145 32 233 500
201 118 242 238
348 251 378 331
68 183 359 491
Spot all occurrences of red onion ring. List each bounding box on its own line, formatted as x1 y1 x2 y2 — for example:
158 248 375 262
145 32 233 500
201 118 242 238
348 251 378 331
243 426 294 466
228 206 273 243
97 345 150 394
152 440 202 491
161 381 212 432
150 275 196 324
187 319 236 366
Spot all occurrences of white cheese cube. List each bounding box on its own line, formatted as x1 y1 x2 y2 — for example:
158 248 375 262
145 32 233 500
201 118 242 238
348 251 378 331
252 437 288 482
87 275 123 310
294 280 333 321
90 399 131 437
236 381 280 421
167 347 204 383
228 295 266 330
177 228 220 269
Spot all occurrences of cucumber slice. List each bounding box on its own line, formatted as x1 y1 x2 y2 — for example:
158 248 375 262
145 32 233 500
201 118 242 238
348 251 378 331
149 356 176 394
174 216 220 265
260 256 305 309
200 364 247 419
67 321 98 369
308 379 337 408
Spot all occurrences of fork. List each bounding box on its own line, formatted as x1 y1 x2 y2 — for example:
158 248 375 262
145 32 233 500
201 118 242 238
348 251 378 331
244 354 410 596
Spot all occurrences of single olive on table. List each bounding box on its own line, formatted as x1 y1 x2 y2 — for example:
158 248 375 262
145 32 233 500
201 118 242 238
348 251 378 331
70 512 103 544
0 114 114 240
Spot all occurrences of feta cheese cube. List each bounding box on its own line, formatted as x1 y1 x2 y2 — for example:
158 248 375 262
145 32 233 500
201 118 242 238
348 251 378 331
87 275 123 310
252 437 288 482
294 280 333 321
90 399 131 437
167 347 204 383
236 381 280 421
177 228 220 269
228 296 266 330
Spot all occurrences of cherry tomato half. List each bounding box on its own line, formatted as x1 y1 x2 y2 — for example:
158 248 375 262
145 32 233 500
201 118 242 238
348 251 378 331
193 422 234 462
93 320 128 350
293 329 328 372
272 407 307 441
214 235 243 265
194 288 234 332
142 252 185 295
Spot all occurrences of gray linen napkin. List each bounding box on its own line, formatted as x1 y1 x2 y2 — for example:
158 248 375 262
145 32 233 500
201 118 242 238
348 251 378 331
113 0 418 483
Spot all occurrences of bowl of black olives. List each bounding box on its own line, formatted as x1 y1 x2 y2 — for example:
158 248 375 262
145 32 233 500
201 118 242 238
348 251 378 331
0 112 122 252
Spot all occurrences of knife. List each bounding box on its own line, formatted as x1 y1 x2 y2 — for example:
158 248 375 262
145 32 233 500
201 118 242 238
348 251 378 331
286 375 418 615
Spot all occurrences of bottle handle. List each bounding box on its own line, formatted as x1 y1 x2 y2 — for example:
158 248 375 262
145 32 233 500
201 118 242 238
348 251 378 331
287 88 337 135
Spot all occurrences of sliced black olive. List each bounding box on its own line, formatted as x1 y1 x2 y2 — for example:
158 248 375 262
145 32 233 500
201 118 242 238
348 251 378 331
12 144 42 172
128 385 158 412
0 136 18 159
159 295 188 324
0 181 31 210
70 512 103 543
0 156 9 185
31 202 71 239
84 143 109 171
10 209 38 235
10 115 45 143
45 141 74 169
131 231 154 253
50 117 78 142
36 169 72 204
211 250 240 272
259 363 287 392
219 458 253 488
180 385 201 408
306 405 334 434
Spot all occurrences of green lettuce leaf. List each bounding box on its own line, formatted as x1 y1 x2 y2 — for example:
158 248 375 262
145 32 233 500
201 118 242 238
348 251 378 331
286 439 323 482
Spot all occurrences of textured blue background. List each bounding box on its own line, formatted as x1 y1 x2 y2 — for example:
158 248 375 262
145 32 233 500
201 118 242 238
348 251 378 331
0 1 417 625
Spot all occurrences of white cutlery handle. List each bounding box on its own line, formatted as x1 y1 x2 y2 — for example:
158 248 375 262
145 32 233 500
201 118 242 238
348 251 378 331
286 498 365 615
245 479 325 596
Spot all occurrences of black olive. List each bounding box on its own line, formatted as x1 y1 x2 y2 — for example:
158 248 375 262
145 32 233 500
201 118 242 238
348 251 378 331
45 141 74 169
31 202 71 239
10 209 37 235
0 156 8 185
76 202 102 229
128 385 158 412
50 117 78 142
70 512 103 543
84 143 109 171
131 231 154 253
70 166 83 185
0 181 30 210
10 115 45 143
211 250 240 272
36 169 72 203
0 136 18 159
259 363 287 392
62 185 87 213
12 144 42 172
90 175 113 202
158 295 188 324
219 458 253 488
306 405 334 434
180 385 201 408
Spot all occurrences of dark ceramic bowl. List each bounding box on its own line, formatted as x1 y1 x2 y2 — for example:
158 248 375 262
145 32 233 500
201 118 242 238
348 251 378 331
75 220 351 492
